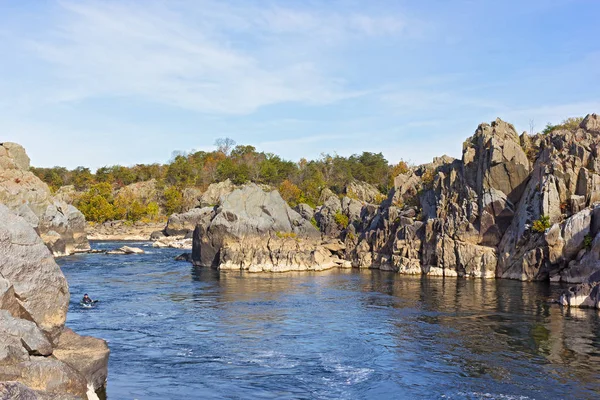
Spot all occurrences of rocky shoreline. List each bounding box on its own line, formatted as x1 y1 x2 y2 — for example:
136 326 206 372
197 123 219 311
0 205 109 399
86 220 166 241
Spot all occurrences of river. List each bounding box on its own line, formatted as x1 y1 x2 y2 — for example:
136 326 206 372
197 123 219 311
57 241 600 399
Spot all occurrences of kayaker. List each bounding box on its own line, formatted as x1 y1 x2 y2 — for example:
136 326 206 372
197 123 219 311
82 293 93 304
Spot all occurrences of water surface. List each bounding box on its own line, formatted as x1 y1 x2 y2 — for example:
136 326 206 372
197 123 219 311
58 241 600 399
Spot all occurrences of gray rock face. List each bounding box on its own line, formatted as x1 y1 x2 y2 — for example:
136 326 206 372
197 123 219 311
0 205 109 397
559 280 600 308
164 207 215 237
182 187 203 211
38 203 90 256
294 203 314 221
53 328 110 393
0 143 90 256
0 311 53 357
345 180 382 204
199 179 235 207
0 142 30 171
0 205 69 337
315 193 343 237
463 118 530 204
346 114 600 285
192 184 322 270
581 113 600 133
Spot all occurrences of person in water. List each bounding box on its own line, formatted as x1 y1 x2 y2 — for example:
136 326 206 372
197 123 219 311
82 293 93 304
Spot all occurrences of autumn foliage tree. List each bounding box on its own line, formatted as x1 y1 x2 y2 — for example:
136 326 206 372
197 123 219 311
32 137 417 218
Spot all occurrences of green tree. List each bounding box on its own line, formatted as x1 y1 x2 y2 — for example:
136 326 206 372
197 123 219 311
71 167 94 190
75 183 116 222
163 187 184 215
166 156 194 189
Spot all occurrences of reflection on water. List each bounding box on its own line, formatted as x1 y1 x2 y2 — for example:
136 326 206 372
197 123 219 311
58 242 600 399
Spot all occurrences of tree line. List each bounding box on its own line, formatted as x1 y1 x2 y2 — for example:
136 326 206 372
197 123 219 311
31 138 409 222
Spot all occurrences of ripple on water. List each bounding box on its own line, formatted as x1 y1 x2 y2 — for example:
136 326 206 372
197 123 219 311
57 242 600 399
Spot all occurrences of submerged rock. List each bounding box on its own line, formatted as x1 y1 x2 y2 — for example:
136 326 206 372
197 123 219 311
153 237 193 249
175 253 193 262
107 246 145 255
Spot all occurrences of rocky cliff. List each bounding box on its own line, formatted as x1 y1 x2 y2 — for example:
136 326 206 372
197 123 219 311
0 143 90 256
343 115 600 284
0 204 108 399
190 114 600 287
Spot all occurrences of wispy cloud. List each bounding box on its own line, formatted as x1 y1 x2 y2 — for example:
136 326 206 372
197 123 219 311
11 0 412 114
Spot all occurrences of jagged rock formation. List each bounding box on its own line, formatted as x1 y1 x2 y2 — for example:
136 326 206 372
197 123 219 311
348 115 600 283
0 204 109 399
0 143 90 256
188 114 600 291
344 180 383 204
191 184 350 271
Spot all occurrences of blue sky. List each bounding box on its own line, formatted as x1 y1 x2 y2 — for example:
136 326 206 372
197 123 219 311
1 0 599 169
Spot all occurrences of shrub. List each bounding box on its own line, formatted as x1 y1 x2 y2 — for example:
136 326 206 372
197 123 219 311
542 117 584 134
374 193 387 205
275 231 297 239
584 234 593 250
77 194 115 223
146 202 160 218
310 217 319 229
421 169 435 189
345 190 360 201
532 215 551 233
278 179 303 207
76 183 116 223
334 211 349 228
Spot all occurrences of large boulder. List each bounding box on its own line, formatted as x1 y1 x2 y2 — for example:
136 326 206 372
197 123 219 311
0 142 30 171
198 179 235 207
182 187 203 211
164 207 215 237
53 328 110 393
0 205 69 337
192 184 324 271
37 203 90 257
0 204 109 397
0 143 90 256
